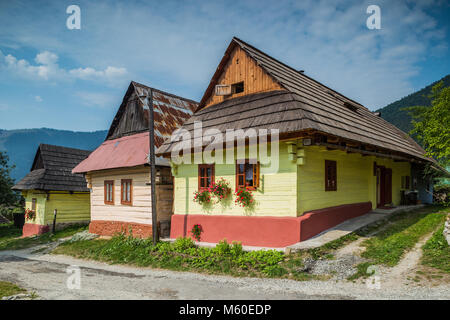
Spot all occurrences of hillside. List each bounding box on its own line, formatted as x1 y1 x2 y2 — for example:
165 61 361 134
0 128 107 181
376 74 450 134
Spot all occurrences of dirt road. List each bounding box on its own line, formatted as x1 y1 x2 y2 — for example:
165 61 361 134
0 248 448 300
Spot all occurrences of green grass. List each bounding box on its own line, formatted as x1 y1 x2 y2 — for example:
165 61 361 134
360 208 447 266
53 235 315 281
421 224 450 273
305 211 392 260
0 281 26 298
0 223 88 251
347 262 376 281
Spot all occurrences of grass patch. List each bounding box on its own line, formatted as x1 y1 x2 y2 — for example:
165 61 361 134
53 234 315 281
304 212 392 260
0 281 26 298
360 208 447 266
421 224 449 273
0 223 88 251
307 232 360 260
347 262 376 281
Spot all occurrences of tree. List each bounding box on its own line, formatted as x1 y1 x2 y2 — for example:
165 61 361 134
0 150 19 206
407 81 450 167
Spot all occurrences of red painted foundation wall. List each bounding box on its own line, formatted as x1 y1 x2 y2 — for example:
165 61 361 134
299 202 372 241
22 223 50 238
171 214 303 247
170 202 372 247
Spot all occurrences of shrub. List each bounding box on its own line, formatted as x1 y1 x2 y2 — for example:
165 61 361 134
193 190 212 205
234 188 254 208
210 178 231 201
173 237 196 251
190 224 203 242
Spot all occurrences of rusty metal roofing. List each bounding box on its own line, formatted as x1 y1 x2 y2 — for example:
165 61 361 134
72 132 169 173
106 81 198 147
73 81 197 173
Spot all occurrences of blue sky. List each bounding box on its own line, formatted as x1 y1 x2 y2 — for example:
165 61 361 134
0 0 449 131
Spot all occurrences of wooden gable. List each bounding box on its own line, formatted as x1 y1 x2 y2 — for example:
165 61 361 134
106 82 197 144
31 149 44 171
108 89 147 140
202 45 283 108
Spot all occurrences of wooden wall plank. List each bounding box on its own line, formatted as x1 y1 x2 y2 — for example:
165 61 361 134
203 46 283 108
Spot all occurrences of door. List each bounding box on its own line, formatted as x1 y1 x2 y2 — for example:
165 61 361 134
376 166 392 207
385 168 392 205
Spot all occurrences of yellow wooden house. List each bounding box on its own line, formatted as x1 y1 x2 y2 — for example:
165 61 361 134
13 144 91 237
157 37 442 247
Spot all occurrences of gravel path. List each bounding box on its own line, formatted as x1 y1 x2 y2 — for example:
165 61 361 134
376 231 436 288
0 248 448 300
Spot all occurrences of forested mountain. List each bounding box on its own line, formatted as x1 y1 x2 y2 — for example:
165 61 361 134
0 128 107 181
375 74 450 134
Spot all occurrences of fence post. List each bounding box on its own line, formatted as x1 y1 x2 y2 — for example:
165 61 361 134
52 209 57 234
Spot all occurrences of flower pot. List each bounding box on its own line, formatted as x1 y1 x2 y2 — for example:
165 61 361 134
13 213 25 228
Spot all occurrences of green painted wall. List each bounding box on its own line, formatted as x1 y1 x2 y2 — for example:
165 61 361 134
23 190 90 225
173 142 298 217
172 141 411 217
24 191 47 225
44 192 90 224
297 146 410 213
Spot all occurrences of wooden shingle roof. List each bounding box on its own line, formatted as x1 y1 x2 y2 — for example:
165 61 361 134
157 37 429 162
13 144 91 192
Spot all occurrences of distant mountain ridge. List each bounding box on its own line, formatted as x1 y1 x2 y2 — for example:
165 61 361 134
376 74 450 134
0 128 107 181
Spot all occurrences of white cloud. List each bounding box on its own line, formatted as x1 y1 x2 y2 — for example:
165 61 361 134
0 0 447 110
69 66 127 82
0 49 128 86
75 91 117 109
34 95 43 102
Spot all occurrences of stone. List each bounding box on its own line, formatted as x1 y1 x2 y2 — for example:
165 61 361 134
68 230 99 243
444 215 450 246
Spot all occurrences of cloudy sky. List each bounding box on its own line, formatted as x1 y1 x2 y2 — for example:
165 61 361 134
0 0 449 131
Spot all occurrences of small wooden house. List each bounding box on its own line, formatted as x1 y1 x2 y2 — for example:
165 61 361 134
157 37 444 247
72 81 197 238
13 144 91 237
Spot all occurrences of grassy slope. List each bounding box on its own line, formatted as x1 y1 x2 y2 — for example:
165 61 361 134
0 281 26 298
0 223 87 251
53 236 315 281
360 208 447 266
421 224 450 273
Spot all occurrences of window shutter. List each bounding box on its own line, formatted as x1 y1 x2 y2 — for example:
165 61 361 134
255 162 260 188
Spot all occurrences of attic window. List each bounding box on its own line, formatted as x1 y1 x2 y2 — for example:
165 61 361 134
343 101 359 112
232 82 244 94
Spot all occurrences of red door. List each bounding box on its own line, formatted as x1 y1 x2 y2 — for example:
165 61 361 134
377 166 392 207
385 168 392 205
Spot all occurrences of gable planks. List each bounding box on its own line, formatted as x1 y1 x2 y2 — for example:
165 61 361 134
203 45 283 108
108 92 147 140
106 82 197 144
